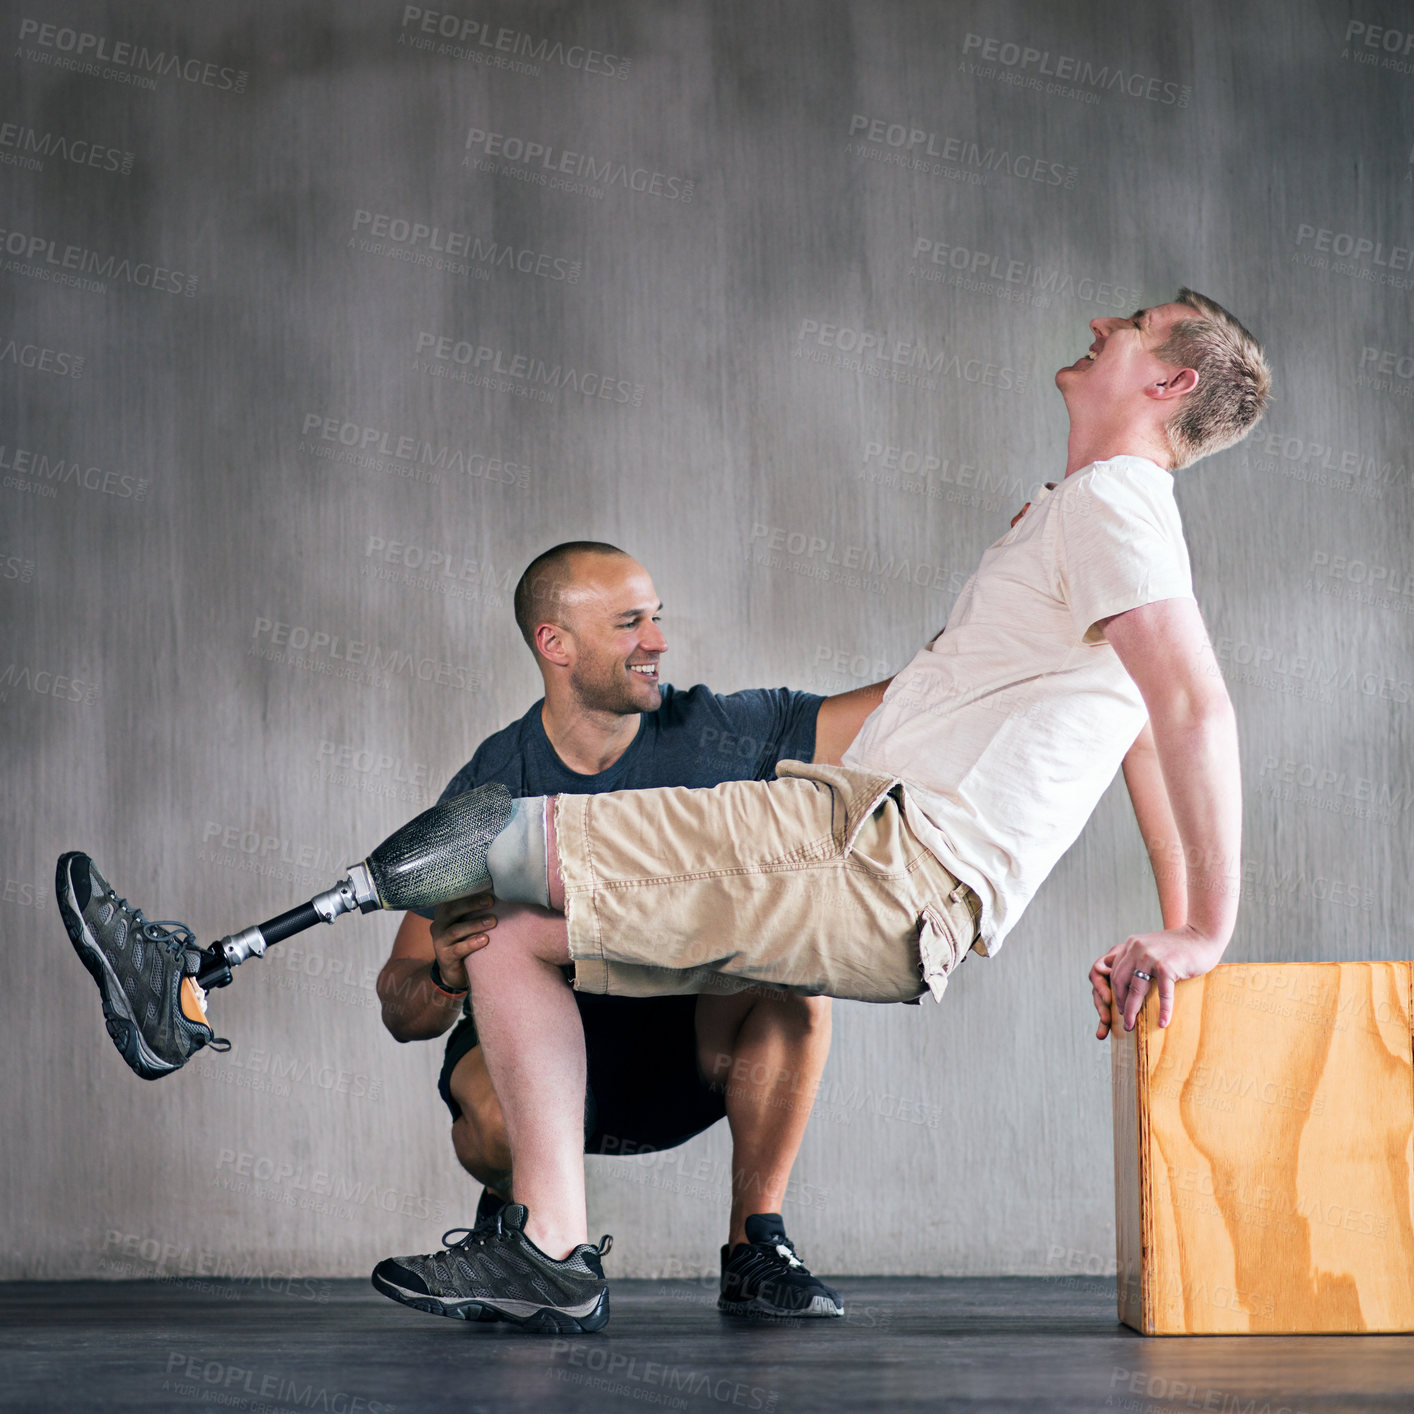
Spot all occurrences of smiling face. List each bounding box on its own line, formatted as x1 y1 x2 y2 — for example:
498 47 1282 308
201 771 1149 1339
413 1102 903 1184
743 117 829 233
1055 302 1192 411
548 553 667 716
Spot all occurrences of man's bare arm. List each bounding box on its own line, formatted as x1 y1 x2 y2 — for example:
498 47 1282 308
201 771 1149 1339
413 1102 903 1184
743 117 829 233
1093 597 1241 1033
813 679 892 765
1090 722 1189 1038
377 893 496 1042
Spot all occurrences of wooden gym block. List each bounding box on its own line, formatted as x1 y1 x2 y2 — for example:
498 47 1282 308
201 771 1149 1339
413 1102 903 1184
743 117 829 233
1110 960 1414 1334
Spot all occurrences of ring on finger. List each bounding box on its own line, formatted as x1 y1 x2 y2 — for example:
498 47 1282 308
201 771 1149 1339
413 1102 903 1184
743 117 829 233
1133 969 1153 982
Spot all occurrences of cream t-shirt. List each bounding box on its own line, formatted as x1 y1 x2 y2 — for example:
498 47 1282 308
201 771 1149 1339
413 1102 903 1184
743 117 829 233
842 455 1195 955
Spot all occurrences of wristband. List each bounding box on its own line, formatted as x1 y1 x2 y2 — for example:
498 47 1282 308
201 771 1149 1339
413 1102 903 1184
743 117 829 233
428 959 468 997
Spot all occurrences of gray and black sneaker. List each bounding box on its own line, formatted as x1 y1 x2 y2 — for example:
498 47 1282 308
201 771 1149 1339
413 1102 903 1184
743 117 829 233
56 852 229 1080
718 1213 843 1318
371 1203 612 1334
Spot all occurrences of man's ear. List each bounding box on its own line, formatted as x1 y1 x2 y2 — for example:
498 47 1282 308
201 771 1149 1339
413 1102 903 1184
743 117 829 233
535 621 571 668
1147 367 1198 400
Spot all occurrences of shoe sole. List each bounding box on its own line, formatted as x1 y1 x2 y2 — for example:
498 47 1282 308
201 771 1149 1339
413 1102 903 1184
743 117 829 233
718 1294 844 1319
57 853 177 1081
370 1267 609 1333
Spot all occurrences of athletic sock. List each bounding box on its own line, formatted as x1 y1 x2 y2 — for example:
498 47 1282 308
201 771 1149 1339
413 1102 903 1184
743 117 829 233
485 796 550 906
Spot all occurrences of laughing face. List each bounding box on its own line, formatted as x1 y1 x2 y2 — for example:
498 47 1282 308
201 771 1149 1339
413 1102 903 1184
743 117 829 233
553 554 667 715
1054 302 1191 409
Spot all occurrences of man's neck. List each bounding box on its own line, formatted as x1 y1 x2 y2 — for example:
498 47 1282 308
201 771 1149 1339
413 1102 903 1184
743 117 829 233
540 696 642 776
1063 419 1171 476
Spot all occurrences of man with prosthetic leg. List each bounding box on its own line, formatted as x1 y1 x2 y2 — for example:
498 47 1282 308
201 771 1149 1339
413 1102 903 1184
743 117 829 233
58 290 1271 1335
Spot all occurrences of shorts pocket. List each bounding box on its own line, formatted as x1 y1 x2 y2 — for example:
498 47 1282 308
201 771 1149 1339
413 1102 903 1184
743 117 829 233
917 905 962 1003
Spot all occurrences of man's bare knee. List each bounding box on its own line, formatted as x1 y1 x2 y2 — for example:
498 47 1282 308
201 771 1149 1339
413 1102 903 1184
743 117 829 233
777 992 831 1033
468 902 571 969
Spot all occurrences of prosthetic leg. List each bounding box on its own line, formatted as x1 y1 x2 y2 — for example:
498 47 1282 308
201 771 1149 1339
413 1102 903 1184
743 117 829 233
195 784 513 987
57 783 512 1079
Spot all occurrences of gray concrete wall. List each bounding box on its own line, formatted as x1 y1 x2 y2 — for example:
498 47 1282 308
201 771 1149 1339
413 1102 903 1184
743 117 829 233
2 0 1410 1281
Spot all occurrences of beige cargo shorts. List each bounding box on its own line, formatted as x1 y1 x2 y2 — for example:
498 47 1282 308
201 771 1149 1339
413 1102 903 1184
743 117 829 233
555 760 980 1005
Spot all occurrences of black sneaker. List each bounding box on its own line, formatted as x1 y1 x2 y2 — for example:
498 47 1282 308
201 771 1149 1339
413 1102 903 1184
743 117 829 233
370 1203 613 1333
718 1213 843 1318
56 852 229 1080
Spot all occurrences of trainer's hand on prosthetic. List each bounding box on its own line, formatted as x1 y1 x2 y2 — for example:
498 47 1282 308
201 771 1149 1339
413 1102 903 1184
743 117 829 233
1090 925 1228 1040
430 890 498 992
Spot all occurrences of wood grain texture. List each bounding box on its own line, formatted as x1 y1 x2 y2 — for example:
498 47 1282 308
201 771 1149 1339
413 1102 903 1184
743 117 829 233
1112 963 1414 1333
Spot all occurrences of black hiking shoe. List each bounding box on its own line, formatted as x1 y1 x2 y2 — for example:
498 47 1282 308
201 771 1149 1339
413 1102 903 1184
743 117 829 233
57 852 228 1080
371 1203 613 1333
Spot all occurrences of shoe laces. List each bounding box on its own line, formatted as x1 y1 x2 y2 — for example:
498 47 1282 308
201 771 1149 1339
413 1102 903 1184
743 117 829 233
436 1218 613 1261
440 1210 506 1251
766 1237 806 1271
108 890 197 959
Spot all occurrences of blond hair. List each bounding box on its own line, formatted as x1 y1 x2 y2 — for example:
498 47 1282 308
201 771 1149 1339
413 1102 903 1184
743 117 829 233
1158 288 1272 470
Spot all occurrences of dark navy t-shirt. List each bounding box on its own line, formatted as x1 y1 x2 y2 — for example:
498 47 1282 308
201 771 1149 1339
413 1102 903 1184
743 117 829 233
449 682 821 800
415 682 823 920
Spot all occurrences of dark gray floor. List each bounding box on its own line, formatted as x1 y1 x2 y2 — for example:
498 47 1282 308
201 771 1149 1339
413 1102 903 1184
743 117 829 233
3 1277 1412 1413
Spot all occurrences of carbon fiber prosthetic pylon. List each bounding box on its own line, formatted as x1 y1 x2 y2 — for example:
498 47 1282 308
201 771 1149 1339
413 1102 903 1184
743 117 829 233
365 782 514 911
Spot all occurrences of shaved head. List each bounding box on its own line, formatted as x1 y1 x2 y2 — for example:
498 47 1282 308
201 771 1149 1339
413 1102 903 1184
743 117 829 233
513 541 631 653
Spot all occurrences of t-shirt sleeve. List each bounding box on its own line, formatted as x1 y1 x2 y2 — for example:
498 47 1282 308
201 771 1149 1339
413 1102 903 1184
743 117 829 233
706 686 824 777
1057 467 1194 644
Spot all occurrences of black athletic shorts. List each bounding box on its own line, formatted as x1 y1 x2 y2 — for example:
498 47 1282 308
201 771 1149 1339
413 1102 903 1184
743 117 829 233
437 992 728 1155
